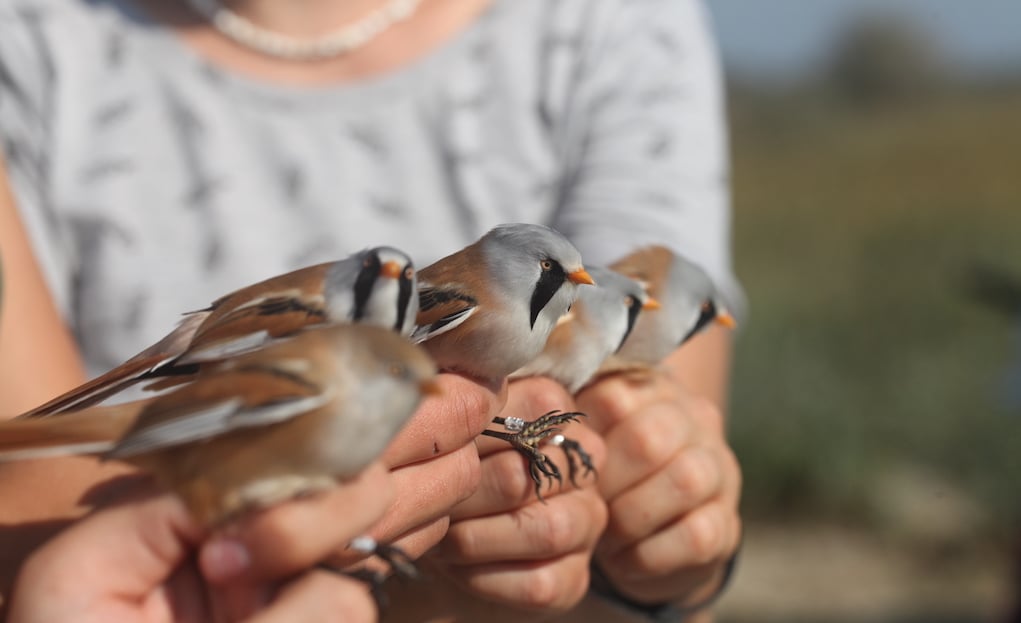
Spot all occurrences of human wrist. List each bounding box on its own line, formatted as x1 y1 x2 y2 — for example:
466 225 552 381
588 546 739 623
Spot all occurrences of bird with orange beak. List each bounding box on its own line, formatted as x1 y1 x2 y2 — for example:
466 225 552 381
412 223 596 496
18 246 418 418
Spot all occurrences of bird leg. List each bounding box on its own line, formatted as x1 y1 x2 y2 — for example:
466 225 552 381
347 535 420 580
317 537 419 610
550 433 597 488
483 410 590 501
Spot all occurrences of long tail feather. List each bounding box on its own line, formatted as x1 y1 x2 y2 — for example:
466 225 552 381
0 402 143 460
17 313 208 419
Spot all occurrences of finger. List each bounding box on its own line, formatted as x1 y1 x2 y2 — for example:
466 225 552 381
453 421 605 519
596 556 724 608
382 373 505 468
449 549 595 613
597 404 693 499
505 376 576 420
575 370 673 434
164 557 210 623
439 487 607 564
475 377 579 457
245 569 378 623
601 446 723 554
368 442 481 544
381 515 451 561
599 501 740 581
200 463 393 584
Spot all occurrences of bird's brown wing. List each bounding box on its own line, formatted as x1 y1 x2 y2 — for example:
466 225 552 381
19 264 334 419
180 263 334 363
413 245 488 343
107 367 327 460
17 312 209 419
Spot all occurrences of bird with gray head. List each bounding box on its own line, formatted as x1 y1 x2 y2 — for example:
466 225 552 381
18 246 419 418
412 223 597 498
508 266 660 491
600 245 735 375
512 266 660 393
413 223 594 381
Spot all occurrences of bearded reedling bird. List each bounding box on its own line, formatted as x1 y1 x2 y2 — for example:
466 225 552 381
412 223 596 497
509 266 660 487
0 324 439 526
19 247 418 418
512 267 660 393
598 245 736 376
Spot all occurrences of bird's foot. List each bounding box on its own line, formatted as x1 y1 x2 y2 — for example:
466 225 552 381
550 433 598 487
317 538 419 610
348 536 419 580
485 410 590 501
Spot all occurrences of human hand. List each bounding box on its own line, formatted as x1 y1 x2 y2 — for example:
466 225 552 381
576 365 741 608
425 377 608 620
364 372 505 561
8 463 396 623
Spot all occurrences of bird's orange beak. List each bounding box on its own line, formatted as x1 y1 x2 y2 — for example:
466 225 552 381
419 378 443 396
715 312 737 329
380 261 402 279
567 268 595 285
642 297 662 311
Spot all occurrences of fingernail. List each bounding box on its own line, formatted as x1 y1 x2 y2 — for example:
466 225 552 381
201 537 251 583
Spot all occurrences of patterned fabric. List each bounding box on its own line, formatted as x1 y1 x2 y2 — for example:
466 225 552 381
0 0 741 375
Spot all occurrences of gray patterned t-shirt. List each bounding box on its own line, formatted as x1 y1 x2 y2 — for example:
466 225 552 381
0 0 741 375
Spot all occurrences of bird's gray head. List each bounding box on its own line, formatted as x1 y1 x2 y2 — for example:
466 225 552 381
480 224 594 331
668 255 734 345
582 267 658 353
325 246 418 336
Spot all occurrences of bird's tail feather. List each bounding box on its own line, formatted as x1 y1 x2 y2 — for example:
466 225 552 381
0 403 142 461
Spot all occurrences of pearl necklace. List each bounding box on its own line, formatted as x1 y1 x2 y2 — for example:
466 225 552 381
185 0 424 61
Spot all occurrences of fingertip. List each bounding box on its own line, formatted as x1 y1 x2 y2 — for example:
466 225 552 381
575 376 641 432
200 536 251 584
506 376 574 415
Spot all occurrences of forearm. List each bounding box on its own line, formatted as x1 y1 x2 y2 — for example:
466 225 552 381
0 160 86 416
0 161 114 611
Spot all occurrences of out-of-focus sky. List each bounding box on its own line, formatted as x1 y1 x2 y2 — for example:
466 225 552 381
706 0 1021 82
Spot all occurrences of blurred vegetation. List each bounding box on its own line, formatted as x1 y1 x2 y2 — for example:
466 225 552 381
725 13 1021 549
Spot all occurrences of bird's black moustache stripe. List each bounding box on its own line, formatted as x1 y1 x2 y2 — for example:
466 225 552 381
352 253 382 322
530 261 567 329
681 299 717 345
395 266 413 332
617 298 643 352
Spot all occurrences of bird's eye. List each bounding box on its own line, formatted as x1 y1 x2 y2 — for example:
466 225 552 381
540 259 553 271
363 258 373 268
403 267 415 280
624 296 635 308
701 301 712 313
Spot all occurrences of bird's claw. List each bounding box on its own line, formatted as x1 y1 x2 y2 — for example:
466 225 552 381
552 433 598 487
485 410 593 501
317 539 419 611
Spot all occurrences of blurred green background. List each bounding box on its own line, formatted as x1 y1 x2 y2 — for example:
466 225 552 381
707 3 1021 621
